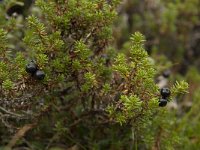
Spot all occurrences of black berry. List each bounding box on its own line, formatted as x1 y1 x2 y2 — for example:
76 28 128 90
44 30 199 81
160 88 171 98
159 98 168 107
26 62 38 74
7 5 24 16
35 70 45 80
162 70 171 78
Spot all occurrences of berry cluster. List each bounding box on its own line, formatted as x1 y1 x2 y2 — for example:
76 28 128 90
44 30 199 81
26 61 45 80
159 88 171 107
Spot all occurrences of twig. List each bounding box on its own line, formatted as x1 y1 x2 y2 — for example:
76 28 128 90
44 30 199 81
22 138 34 150
6 123 36 148
4 104 52 149
45 133 59 150
0 106 23 118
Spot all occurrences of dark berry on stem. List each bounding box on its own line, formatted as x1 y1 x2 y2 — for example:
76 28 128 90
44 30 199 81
160 88 171 98
162 69 171 78
35 70 45 80
159 98 168 107
7 5 24 16
26 62 38 74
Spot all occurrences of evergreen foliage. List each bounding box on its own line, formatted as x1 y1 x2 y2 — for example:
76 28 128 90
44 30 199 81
0 0 190 149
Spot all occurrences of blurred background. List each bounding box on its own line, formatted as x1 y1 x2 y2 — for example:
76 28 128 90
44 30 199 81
113 0 200 148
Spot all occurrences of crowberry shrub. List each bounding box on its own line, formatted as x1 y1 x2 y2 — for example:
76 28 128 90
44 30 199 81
0 0 188 149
